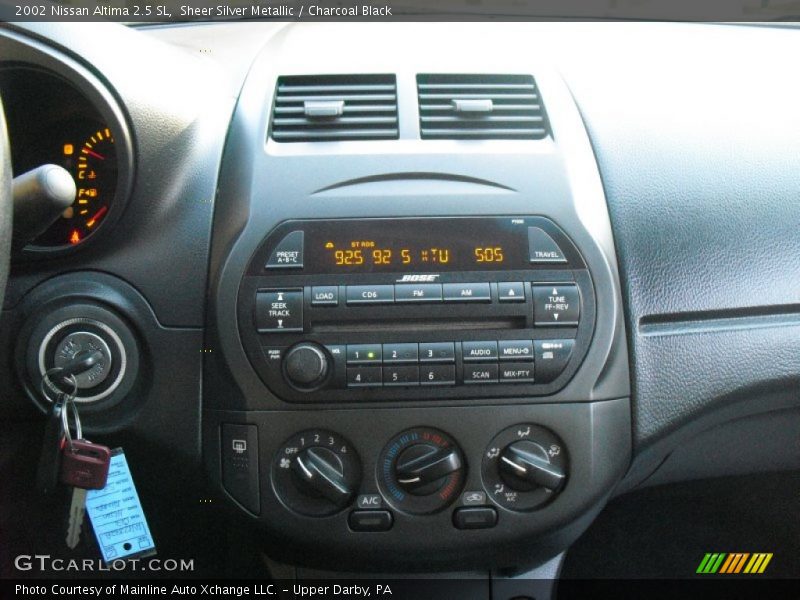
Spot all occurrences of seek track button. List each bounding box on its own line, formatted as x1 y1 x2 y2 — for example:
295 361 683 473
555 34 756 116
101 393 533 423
255 290 303 332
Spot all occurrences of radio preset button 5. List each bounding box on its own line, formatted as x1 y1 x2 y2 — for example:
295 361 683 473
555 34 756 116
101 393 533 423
311 286 338 306
383 366 420 386
462 341 499 362
255 290 303 332
419 342 455 363
532 284 580 326
346 344 382 365
346 285 395 305
442 282 491 303
395 283 443 303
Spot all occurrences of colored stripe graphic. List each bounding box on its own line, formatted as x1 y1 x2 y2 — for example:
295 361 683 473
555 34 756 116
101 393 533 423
698 552 773 574
697 553 727 573
744 553 773 574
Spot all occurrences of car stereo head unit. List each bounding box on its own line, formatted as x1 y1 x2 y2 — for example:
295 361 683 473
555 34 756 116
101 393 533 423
237 216 595 404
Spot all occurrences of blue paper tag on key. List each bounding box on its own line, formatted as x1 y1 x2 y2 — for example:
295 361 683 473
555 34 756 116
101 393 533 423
86 449 156 562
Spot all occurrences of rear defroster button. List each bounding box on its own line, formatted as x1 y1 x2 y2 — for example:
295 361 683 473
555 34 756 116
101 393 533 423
534 339 574 383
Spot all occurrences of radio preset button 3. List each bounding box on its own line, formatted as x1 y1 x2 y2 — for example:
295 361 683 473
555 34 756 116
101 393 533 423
419 342 455 363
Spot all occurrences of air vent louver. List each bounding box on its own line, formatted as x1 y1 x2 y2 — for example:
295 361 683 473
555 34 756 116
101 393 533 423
271 75 399 142
417 74 549 140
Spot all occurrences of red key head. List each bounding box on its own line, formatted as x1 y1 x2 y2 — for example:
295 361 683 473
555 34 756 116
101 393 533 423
59 440 111 490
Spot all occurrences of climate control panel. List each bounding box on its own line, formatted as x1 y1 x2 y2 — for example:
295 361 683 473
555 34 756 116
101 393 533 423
237 216 595 404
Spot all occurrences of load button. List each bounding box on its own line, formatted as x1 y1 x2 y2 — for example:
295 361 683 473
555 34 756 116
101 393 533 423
532 284 580 326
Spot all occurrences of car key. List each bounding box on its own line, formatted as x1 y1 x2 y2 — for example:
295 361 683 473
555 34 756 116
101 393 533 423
35 368 77 494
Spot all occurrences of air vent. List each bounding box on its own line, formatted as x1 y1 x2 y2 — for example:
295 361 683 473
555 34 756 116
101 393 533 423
271 75 398 142
417 74 549 140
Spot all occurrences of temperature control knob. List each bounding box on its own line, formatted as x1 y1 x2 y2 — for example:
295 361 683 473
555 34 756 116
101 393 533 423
273 429 360 517
283 343 330 390
378 427 465 515
482 424 568 512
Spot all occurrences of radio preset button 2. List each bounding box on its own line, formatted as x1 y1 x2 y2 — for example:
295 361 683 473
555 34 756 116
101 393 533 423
442 282 491 303
346 285 394 305
419 342 455 363
383 343 419 364
395 283 443 303
311 286 338 306
462 341 498 362
255 290 303 332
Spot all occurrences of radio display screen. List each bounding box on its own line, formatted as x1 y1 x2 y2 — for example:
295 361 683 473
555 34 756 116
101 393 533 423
299 217 536 273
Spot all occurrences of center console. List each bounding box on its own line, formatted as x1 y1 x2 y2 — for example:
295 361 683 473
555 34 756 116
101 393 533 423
203 27 630 576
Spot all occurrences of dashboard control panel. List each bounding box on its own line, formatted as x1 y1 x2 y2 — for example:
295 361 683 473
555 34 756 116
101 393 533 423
237 216 595 403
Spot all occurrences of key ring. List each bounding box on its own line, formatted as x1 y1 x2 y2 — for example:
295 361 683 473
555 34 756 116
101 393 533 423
40 367 78 404
61 396 83 452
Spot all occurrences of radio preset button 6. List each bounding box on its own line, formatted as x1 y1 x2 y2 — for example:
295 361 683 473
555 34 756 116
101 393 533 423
346 344 382 365
395 283 443 303
311 286 339 306
498 282 525 303
464 364 499 384
462 341 499 362
383 343 419 364
498 340 534 361
420 365 456 385
383 366 420 386
419 342 455 363
255 290 303 332
346 285 394 305
532 284 580 326
347 367 382 387
442 282 491 303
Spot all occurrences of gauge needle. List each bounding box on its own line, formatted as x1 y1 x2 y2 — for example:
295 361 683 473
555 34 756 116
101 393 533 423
83 149 105 160
86 205 108 228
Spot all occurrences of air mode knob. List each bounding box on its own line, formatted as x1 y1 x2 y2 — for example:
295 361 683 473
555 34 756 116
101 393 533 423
499 441 566 493
283 343 330 390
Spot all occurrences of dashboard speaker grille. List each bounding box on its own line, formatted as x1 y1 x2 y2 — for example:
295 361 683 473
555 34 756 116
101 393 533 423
271 75 399 142
417 74 549 140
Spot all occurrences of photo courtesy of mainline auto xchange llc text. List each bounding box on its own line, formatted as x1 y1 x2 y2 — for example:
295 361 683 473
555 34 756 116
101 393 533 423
14 584 392 597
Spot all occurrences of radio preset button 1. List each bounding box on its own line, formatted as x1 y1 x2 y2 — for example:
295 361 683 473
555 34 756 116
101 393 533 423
346 344 382 365
498 282 525 303
346 285 394 305
442 282 491 303
498 340 534 361
464 364 499 384
462 341 498 361
311 286 338 306
420 365 456 385
383 343 419 364
419 342 455 363
383 366 420 386
395 283 443 303
532 284 580 325
347 367 382 387
255 290 303 332
265 230 304 269
499 363 535 383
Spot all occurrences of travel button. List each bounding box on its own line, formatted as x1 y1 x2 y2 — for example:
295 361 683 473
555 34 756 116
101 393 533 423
498 282 525 303
265 230 304 269
463 363 499 384
499 363 535 383
395 283 443 303
347 367 382 387
534 339 574 383
498 340 534 361
311 286 338 306
346 285 394 305
419 342 455 363
528 226 567 264
462 341 498 362
255 290 303 332
420 365 456 385
532 284 580 325
383 366 420 386
443 282 491 303
383 343 419 364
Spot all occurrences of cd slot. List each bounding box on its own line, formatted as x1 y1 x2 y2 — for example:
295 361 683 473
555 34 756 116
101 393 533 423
312 317 524 333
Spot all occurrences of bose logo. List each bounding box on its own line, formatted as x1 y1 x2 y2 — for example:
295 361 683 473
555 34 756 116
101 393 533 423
397 274 440 282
